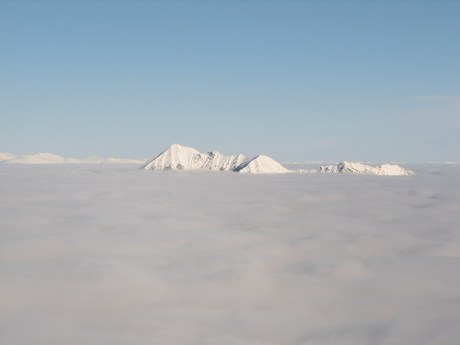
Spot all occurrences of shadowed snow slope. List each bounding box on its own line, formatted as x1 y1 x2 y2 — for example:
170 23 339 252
235 155 291 174
320 161 414 176
142 144 287 173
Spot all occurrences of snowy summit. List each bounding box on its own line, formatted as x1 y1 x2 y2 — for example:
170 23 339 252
141 144 290 174
141 144 246 171
319 161 414 176
141 145 415 175
234 155 291 174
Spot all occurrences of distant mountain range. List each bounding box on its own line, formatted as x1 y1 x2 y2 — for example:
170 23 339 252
1 145 415 175
141 144 413 175
0 152 144 165
141 144 289 174
319 161 414 176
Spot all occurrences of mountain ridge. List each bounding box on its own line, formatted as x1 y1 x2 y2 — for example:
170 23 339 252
0 152 144 164
141 144 290 174
1 147 415 175
319 161 414 176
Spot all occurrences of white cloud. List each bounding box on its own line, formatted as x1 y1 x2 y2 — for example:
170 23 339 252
1 165 459 344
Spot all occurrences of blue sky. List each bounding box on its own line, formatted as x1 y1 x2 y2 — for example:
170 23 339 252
1 0 459 162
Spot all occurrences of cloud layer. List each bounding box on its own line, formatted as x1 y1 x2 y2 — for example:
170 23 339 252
1 165 459 344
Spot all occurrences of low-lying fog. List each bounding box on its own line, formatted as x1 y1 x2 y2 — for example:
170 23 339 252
1 164 459 344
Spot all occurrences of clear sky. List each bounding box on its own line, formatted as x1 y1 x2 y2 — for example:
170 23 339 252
1 0 459 162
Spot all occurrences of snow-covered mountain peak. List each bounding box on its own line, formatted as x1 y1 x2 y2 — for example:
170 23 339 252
142 144 249 171
141 145 289 173
320 161 414 176
165 143 201 155
234 155 291 174
141 144 205 170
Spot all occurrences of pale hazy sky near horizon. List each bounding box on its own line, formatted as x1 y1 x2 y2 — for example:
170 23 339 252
1 0 459 162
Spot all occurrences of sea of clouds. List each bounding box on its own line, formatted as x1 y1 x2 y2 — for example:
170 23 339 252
1 164 459 345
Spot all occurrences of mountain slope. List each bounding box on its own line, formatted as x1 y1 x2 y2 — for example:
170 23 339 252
141 144 206 170
319 161 414 176
141 144 249 171
201 151 247 171
235 155 291 174
141 144 292 174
